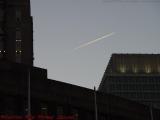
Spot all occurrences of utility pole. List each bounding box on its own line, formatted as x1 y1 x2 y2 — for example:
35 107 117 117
28 68 31 120
94 86 98 120
150 103 154 120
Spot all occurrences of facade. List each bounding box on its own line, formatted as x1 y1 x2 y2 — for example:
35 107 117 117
0 0 33 65
99 54 160 108
0 61 160 120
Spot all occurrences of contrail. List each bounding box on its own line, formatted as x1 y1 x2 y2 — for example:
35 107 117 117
74 32 115 50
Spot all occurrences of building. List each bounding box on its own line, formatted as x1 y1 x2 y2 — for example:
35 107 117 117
0 0 33 65
0 61 160 120
99 54 160 108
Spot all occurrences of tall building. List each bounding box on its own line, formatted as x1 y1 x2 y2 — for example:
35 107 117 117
99 54 160 108
1 62 160 120
0 0 33 65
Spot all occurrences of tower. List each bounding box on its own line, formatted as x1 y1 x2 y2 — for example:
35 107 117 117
0 0 33 65
99 54 160 108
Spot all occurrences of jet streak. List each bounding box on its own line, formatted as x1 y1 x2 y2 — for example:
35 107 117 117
75 32 115 50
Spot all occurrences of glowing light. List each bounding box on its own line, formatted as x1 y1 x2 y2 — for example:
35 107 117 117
16 39 22 42
145 65 151 73
16 50 22 53
120 65 126 73
74 32 115 50
133 67 138 73
132 65 138 73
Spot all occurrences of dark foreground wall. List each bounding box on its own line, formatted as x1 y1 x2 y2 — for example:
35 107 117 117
0 61 160 120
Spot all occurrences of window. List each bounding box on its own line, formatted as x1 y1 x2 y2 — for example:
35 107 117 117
0 8 4 21
0 28 4 34
132 64 138 73
16 30 21 39
16 10 21 21
40 104 48 115
158 66 160 73
71 108 78 115
15 30 22 63
0 38 4 59
145 65 151 73
57 106 63 115
119 65 126 73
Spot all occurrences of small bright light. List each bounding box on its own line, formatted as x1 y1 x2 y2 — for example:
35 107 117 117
41 107 47 110
16 50 22 53
16 39 22 42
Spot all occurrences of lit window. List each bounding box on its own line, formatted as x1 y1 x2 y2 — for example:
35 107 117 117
16 50 22 53
16 39 22 42
120 65 126 73
158 66 160 73
40 104 48 115
145 65 151 73
132 65 138 73
15 33 22 63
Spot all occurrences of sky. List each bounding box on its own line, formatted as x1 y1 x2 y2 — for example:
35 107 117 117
31 0 160 89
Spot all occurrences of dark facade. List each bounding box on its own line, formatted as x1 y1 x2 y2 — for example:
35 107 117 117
0 61 160 120
99 54 160 108
0 0 33 65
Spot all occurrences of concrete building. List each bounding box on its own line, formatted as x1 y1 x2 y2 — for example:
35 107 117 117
99 54 160 108
0 0 33 65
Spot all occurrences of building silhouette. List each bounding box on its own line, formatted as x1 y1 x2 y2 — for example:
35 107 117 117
99 54 160 108
0 62 160 120
0 0 33 65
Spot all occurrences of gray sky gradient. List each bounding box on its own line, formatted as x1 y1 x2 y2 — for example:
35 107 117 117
31 0 160 89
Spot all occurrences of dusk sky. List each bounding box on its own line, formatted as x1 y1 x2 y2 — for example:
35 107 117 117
31 0 160 89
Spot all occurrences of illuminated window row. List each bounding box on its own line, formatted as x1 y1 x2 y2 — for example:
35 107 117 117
16 50 22 53
119 65 160 73
0 50 5 53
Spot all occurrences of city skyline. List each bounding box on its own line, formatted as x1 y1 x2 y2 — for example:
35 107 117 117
31 0 160 88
